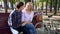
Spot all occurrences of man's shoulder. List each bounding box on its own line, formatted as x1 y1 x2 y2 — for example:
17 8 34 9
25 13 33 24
9 10 17 16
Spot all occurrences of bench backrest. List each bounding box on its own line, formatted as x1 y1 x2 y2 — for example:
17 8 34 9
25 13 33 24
0 13 12 34
0 12 42 34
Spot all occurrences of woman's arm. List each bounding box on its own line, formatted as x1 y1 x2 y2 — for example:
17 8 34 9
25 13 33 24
22 12 29 26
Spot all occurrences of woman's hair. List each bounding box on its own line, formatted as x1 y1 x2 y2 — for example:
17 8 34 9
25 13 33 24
25 2 33 11
26 2 33 7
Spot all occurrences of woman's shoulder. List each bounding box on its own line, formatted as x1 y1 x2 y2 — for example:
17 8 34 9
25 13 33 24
22 9 26 13
31 11 34 14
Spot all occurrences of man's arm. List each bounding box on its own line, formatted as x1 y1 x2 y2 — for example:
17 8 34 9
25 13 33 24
8 12 14 27
8 12 18 27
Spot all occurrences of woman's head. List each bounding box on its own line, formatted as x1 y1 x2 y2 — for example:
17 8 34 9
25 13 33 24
25 2 33 11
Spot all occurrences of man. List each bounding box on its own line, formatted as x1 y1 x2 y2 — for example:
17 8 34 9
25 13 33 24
8 2 28 34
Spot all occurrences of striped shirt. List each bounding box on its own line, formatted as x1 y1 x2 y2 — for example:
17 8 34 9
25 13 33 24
8 10 22 28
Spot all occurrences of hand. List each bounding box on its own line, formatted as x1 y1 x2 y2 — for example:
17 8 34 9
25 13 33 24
22 21 28 26
22 22 27 26
22 21 32 26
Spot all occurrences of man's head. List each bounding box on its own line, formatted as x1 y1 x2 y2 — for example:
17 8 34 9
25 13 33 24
16 2 24 11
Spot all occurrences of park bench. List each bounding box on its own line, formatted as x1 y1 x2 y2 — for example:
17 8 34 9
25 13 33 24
0 13 12 34
0 12 42 34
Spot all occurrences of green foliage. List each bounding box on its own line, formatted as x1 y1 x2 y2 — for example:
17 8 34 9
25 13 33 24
58 0 60 5
13 0 18 4
9 0 25 4
9 0 18 4
34 0 46 7
40 0 46 2
20 0 25 2
34 0 39 6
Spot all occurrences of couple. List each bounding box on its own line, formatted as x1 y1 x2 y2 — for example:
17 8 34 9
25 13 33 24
8 2 37 34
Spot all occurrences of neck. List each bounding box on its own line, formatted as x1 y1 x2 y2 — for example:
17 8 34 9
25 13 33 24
25 8 31 12
16 8 21 12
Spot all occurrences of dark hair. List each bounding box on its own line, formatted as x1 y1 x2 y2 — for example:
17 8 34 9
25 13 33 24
16 2 24 9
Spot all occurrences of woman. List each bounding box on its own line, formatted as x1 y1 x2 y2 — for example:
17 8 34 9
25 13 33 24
22 2 37 34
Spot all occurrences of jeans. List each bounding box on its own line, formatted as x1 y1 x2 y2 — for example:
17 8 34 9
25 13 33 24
13 23 37 34
24 23 37 34
13 26 29 34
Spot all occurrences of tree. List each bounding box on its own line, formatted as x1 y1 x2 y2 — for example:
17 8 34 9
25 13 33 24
18 0 20 2
13 0 18 4
3 0 8 13
54 0 58 15
40 0 46 10
40 0 46 2
9 0 14 10
58 0 60 11
50 0 52 12
25 0 31 4
46 0 48 15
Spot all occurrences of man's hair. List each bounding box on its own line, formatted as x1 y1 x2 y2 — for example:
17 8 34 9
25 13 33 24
16 2 24 9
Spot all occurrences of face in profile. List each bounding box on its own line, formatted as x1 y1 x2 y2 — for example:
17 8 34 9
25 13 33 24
19 5 24 11
21 5 24 10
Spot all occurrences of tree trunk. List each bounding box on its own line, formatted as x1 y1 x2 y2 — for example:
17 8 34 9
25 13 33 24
59 0 60 11
54 0 57 15
41 2 43 10
18 0 20 2
31 0 34 10
58 0 60 11
10 0 14 10
50 0 52 12
25 0 31 4
46 0 48 15
3 0 8 13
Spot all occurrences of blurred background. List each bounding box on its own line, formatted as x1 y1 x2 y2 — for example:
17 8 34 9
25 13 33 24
0 0 60 15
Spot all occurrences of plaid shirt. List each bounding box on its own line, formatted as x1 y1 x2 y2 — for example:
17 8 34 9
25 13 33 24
8 10 22 28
